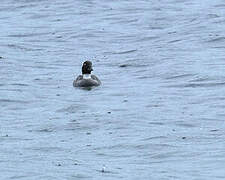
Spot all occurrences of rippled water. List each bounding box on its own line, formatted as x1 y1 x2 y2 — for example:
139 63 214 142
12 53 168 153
1 0 225 179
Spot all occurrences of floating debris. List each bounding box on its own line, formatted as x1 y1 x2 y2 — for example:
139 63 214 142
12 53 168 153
119 64 129 68
101 165 106 173
210 129 219 132
34 78 40 81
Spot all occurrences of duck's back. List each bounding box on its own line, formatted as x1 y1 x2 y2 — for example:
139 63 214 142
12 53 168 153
73 75 101 87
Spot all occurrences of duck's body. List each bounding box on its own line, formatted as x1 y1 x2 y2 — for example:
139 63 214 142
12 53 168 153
73 74 101 87
73 61 101 87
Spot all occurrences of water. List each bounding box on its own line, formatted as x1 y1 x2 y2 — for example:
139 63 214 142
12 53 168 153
1 0 225 179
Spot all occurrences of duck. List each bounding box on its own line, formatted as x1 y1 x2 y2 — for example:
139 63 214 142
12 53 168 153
73 61 101 87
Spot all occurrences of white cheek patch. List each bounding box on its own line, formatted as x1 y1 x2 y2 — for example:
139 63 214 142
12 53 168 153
83 74 91 79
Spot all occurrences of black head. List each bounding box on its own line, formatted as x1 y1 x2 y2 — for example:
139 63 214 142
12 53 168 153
82 61 93 74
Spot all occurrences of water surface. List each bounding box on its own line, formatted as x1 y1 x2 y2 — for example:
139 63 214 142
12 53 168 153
1 0 225 179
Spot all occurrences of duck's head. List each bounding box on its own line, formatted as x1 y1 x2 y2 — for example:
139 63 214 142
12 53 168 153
82 61 93 74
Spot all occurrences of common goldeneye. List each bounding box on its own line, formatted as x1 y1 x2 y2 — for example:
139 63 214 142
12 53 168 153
73 61 101 87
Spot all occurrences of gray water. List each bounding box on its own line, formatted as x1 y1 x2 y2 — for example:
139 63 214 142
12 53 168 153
1 0 225 179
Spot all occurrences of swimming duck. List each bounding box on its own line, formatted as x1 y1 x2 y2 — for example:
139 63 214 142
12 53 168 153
73 61 101 87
